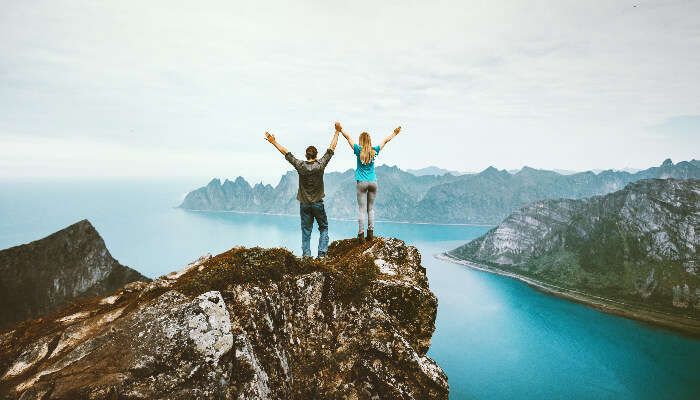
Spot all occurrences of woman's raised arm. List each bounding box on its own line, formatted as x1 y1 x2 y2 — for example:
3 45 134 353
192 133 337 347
335 122 355 150
379 126 401 150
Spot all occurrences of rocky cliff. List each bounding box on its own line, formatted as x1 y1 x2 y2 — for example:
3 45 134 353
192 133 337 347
0 220 149 331
0 238 448 399
179 159 700 225
448 179 699 330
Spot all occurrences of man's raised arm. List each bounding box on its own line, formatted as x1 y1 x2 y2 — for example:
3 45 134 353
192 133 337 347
329 127 340 152
319 128 340 168
265 131 288 155
266 131 303 170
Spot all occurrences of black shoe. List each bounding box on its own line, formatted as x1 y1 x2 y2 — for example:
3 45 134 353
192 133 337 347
367 229 374 241
357 232 365 244
317 252 327 259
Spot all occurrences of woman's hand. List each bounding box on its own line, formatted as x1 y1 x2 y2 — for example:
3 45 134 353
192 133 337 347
379 125 401 150
336 122 354 149
265 131 276 143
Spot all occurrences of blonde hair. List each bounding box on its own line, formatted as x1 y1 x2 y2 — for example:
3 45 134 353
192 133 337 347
359 132 375 165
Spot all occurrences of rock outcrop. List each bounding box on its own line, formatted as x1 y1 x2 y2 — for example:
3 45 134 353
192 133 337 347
180 159 700 225
0 238 448 399
0 220 150 331
449 179 699 320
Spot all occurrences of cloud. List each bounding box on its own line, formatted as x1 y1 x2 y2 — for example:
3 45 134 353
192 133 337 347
650 115 700 140
0 0 699 180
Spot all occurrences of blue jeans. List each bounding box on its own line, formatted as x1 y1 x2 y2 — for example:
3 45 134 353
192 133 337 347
300 201 329 257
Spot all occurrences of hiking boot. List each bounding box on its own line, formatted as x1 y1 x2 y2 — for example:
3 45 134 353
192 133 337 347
357 232 365 244
317 251 327 259
367 229 374 241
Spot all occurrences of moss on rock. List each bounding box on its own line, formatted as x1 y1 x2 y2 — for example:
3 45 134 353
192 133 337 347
175 242 379 303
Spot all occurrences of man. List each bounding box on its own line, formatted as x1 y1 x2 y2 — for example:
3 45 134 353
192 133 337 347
265 125 340 257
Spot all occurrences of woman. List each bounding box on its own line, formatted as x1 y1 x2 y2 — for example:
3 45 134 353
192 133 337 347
336 122 401 243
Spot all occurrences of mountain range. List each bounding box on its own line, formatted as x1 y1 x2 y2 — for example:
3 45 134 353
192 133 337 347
180 158 700 225
405 166 468 176
447 178 699 333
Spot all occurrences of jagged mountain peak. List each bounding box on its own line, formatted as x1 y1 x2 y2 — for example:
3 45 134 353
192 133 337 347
43 219 96 239
207 177 222 187
478 166 510 178
68 218 91 229
515 166 550 176
480 166 500 174
252 182 272 190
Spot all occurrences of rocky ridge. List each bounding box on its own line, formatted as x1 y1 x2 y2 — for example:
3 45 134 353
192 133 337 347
0 238 448 399
448 179 699 331
0 220 149 331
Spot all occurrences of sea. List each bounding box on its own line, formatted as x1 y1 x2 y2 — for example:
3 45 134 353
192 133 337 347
1 178 699 399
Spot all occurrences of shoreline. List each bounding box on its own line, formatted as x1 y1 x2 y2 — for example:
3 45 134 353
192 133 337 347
435 253 700 339
176 207 494 227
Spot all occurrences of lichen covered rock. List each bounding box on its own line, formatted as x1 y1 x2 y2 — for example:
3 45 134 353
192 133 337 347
0 238 448 399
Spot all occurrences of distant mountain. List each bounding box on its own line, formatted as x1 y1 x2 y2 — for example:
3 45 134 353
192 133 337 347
512 167 642 175
591 167 642 174
552 169 580 175
408 158 700 224
406 166 466 176
180 158 700 225
180 165 463 221
618 167 643 174
509 167 580 174
448 179 699 331
0 220 149 330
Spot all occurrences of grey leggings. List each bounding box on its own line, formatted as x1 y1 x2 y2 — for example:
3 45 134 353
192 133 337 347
356 180 378 233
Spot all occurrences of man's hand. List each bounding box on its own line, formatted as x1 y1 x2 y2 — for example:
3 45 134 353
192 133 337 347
334 122 342 132
394 126 401 135
266 131 288 155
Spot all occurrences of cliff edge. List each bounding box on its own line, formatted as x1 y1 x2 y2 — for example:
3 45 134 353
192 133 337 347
0 238 448 399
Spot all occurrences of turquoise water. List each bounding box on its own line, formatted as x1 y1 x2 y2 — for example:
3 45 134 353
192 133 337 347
1 179 699 399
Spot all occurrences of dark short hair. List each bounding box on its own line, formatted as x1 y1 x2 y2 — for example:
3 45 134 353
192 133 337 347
305 146 318 160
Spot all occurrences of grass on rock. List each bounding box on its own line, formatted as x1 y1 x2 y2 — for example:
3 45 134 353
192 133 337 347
176 239 380 302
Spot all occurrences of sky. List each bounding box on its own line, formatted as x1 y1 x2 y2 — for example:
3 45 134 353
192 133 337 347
1 0 699 184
